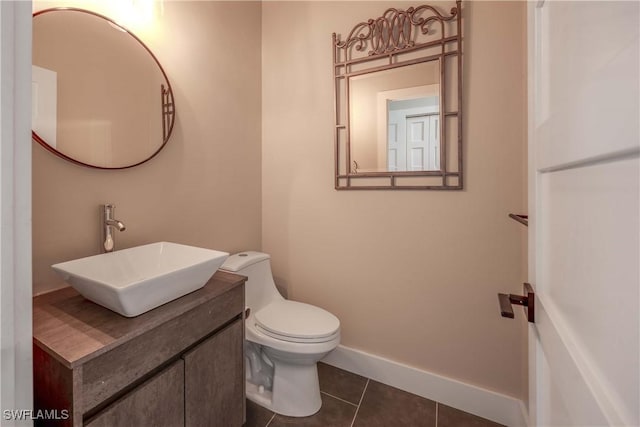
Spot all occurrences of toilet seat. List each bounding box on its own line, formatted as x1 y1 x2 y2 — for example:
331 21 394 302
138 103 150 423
253 300 340 344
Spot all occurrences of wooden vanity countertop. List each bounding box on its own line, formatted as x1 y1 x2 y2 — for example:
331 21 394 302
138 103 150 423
33 270 246 369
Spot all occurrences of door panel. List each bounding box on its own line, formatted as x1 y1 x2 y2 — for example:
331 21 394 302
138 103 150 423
528 1 639 426
388 112 405 170
534 1 639 170
430 115 439 170
409 147 425 170
32 65 57 148
536 158 639 425
388 121 400 170
407 116 428 170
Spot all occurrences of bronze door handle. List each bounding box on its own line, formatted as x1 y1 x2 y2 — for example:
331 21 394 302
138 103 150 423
498 283 535 323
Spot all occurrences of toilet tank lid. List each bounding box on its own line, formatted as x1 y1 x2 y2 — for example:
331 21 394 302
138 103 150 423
220 251 270 272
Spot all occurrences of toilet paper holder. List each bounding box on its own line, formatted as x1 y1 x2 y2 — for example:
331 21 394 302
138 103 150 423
498 283 535 323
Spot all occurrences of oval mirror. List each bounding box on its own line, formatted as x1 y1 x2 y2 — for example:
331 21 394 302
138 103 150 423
32 8 175 169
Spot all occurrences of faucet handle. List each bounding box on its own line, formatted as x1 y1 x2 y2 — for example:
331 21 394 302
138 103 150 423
104 235 115 252
101 203 124 253
103 204 115 219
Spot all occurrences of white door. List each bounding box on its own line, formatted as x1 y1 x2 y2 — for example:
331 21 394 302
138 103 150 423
429 115 439 171
528 1 639 426
1 0 33 416
388 111 405 171
405 115 439 171
31 65 57 148
406 116 428 171
388 113 440 171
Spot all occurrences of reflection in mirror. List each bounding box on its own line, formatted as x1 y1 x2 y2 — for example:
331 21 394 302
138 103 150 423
333 2 462 190
32 8 175 169
349 61 440 173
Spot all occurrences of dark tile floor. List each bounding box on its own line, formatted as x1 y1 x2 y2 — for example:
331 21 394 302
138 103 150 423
244 363 505 427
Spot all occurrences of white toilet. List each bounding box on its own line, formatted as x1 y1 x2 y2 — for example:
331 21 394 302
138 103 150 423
220 252 340 417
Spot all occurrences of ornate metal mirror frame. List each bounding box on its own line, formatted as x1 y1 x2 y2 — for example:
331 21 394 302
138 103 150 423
333 1 462 190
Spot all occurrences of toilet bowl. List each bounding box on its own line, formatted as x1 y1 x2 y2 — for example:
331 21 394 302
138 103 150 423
220 252 340 417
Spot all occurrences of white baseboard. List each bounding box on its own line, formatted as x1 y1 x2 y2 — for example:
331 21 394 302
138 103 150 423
322 345 528 427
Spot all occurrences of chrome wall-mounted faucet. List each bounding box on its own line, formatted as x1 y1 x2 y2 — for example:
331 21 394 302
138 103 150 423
102 204 126 253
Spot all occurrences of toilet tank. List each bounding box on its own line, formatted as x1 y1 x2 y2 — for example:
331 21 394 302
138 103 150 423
220 251 283 311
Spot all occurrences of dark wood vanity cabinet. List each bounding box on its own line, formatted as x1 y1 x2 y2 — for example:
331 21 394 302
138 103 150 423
84 360 185 427
33 272 246 427
184 320 244 426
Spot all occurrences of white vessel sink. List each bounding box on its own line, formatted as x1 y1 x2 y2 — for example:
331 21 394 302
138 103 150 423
51 242 229 317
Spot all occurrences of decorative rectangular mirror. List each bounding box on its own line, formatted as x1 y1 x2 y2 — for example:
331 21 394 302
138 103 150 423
333 1 462 190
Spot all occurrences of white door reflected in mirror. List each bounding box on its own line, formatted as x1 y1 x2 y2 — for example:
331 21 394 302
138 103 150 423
349 62 441 173
385 91 439 172
32 65 57 149
399 113 439 171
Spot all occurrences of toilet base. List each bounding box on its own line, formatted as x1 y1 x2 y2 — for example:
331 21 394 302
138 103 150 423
246 381 274 409
246 361 322 417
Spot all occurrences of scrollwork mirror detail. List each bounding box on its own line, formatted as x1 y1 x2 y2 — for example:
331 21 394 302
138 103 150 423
333 1 462 190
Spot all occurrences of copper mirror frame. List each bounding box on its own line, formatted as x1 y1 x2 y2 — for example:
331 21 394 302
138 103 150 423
32 8 175 170
333 1 462 190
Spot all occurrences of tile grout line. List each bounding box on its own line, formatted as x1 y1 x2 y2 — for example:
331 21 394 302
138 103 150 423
349 378 370 427
264 413 276 427
321 391 359 407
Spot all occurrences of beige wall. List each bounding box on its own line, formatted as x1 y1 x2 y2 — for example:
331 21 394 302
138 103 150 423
32 1 262 294
262 1 527 399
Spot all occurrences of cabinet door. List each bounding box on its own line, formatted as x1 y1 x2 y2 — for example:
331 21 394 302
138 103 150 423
183 319 244 427
85 360 184 427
